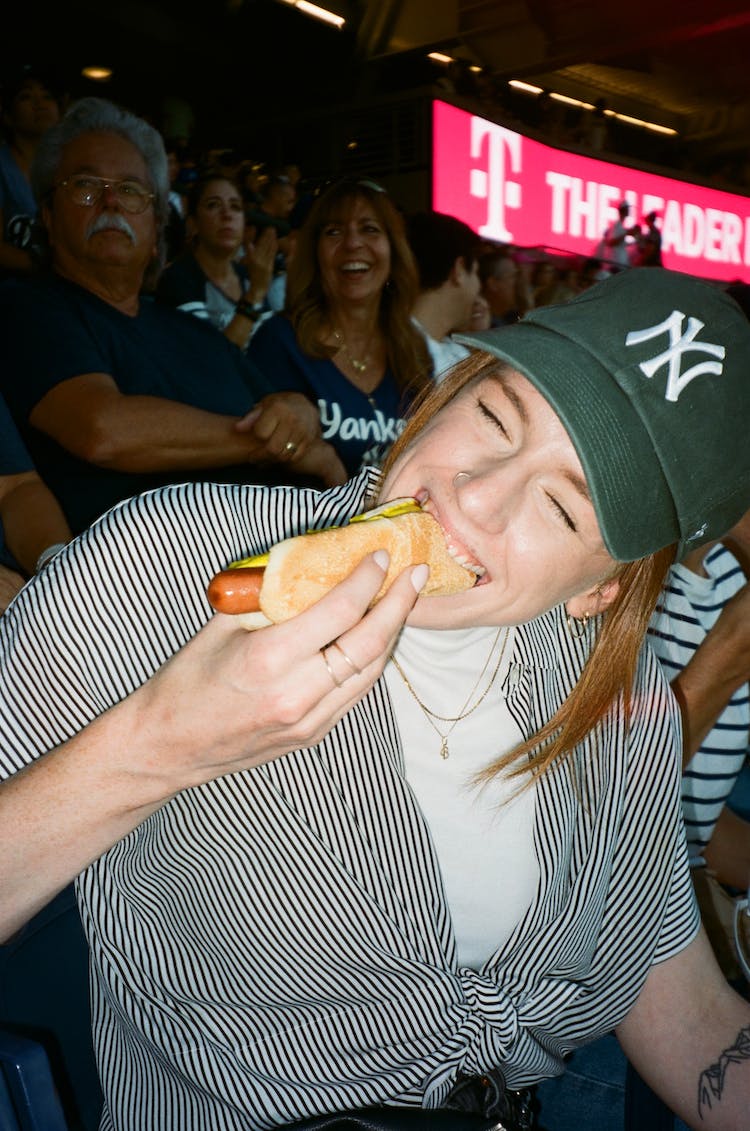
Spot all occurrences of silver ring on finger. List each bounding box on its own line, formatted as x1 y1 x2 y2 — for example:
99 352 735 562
330 640 361 676
284 440 298 455
321 647 344 688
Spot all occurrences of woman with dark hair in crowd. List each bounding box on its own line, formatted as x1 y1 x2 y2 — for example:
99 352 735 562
155 170 277 352
248 177 432 475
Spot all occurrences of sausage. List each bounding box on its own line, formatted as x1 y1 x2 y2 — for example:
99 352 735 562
207 567 264 614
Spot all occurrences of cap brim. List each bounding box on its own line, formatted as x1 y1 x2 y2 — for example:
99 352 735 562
453 323 679 561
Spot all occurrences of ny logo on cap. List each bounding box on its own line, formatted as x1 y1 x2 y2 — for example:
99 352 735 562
625 310 726 402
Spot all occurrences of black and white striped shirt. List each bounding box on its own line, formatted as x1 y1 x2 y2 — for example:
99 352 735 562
0 472 699 1130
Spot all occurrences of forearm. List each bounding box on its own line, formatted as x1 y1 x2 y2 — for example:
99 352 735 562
618 929 750 1130
0 693 175 941
0 478 72 575
40 394 271 473
704 806 750 889
671 610 750 765
223 310 256 351
222 299 266 352
220 227 276 352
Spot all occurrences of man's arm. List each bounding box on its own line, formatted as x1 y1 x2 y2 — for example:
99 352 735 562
669 581 750 766
28 372 326 473
0 470 71 575
617 928 750 1129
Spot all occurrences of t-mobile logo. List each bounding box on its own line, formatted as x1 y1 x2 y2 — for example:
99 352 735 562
469 118 523 242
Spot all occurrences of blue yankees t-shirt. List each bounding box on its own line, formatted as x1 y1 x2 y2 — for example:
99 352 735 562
248 313 411 475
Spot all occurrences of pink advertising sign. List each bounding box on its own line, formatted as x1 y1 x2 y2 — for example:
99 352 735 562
432 99 750 283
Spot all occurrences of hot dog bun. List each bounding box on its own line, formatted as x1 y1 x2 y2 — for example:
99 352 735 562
208 499 477 629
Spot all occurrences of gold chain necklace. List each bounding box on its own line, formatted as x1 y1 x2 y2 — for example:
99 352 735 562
332 327 373 374
390 627 511 760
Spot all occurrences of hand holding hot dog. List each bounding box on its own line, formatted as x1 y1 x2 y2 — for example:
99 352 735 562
123 552 427 796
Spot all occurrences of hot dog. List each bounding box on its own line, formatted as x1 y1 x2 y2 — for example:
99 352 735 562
207 498 479 629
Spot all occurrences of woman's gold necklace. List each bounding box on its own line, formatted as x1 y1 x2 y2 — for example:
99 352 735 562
390 627 511 760
332 327 373 374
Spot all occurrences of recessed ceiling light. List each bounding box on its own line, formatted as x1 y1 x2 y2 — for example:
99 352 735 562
82 66 113 82
508 78 676 135
278 0 345 28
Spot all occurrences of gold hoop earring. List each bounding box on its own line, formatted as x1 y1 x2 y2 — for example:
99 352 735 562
566 612 589 640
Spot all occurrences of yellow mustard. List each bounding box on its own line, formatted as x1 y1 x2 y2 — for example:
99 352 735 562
228 498 421 569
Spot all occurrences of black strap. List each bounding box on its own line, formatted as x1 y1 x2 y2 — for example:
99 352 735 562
283 1110 504 1130
282 1079 538 1131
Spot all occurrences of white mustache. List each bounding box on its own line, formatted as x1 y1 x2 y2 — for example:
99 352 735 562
86 212 137 244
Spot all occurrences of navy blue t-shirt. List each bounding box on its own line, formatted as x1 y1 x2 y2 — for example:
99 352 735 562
0 392 34 567
0 392 33 477
0 274 279 533
248 313 410 476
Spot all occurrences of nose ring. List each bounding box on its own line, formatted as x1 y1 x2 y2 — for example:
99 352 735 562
454 471 471 487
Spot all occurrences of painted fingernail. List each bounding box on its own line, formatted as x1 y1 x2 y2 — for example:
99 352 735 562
411 564 429 592
373 550 389 571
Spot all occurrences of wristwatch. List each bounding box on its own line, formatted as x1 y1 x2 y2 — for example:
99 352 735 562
235 298 264 321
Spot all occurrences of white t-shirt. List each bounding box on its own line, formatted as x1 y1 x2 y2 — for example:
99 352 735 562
411 317 471 381
385 624 538 969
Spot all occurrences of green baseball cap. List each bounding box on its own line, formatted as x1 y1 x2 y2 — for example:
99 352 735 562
455 268 750 561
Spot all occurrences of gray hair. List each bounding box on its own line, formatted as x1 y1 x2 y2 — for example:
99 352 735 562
31 97 170 235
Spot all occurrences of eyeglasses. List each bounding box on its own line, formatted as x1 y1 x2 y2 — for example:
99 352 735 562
54 175 155 214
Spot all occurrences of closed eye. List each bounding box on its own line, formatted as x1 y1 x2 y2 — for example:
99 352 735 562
546 492 577 532
477 397 510 440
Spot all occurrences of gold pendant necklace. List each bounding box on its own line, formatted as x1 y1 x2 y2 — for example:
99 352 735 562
390 627 511 759
333 327 372 374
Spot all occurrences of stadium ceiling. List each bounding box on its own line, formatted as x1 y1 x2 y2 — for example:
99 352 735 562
7 0 750 159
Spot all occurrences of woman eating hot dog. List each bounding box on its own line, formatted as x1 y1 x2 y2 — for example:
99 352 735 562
1 268 749 1130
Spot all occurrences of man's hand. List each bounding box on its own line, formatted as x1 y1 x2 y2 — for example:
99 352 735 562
235 392 321 462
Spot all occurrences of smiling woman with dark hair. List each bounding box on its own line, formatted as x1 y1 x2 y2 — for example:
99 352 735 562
248 177 433 475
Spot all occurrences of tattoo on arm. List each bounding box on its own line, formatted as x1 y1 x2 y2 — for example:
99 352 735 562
698 1026 750 1116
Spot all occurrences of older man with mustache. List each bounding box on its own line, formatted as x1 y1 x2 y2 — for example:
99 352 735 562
0 97 346 536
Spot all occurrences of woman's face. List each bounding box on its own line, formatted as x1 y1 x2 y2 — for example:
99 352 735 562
191 179 244 255
6 80 59 137
317 195 391 308
382 368 618 629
